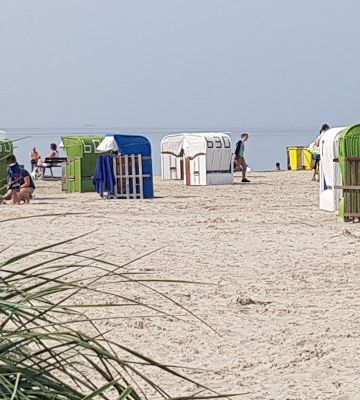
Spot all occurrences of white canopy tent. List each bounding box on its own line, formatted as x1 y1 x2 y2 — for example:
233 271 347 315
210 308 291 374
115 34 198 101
319 127 346 211
161 132 234 185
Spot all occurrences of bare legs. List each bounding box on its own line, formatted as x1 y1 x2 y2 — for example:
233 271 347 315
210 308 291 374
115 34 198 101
11 189 20 205
1 188 30 204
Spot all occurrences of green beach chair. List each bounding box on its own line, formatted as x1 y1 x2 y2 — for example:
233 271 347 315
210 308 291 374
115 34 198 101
338 124 360 221
62 136 104 193
0 139 13 195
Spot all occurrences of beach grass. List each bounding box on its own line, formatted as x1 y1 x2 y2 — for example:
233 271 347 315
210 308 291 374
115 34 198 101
0 231 236 399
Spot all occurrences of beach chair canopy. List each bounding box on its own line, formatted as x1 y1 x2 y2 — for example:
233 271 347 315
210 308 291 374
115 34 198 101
62 136 104 160
161 134 186 157
0 138 13 195
97 134 152 156
161 132 231 155
0 139 13 158
319 127 346 212
339 124 360 177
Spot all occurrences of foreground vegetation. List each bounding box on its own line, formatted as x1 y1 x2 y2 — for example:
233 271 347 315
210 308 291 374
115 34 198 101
0 232 236 399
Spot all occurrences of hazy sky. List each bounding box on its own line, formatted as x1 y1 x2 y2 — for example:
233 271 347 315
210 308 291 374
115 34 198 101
1 0 359 128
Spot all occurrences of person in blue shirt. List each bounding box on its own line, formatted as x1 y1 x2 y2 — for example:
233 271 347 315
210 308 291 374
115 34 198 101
0 163 36 204
5 154 22 205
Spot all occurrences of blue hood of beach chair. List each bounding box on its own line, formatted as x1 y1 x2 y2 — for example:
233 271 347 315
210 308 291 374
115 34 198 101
107 134 152 157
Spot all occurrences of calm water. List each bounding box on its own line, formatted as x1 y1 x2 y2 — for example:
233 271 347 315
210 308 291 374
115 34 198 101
2 127 317 174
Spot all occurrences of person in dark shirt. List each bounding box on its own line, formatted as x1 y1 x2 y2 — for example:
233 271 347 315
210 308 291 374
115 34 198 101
19 168 36 203
234 133 250 182
5 154 22 205
0 161 35 204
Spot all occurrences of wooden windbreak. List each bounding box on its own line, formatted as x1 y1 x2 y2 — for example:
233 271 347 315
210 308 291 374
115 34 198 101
61 162 67 192
112 154 150 199
342 157 360 222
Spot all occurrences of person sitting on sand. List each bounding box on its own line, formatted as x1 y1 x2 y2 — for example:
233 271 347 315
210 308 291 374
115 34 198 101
20 168 36 202
37 143 59 177
234 133 250 183
2 155 22 205
310 123 329 181
0 164 35 204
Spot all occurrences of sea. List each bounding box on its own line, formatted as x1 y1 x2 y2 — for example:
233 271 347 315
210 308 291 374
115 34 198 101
1 127 317 175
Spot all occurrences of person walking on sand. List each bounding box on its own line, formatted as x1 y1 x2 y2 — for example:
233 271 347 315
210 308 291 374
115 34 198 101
235 133 250 183
310 123 329 181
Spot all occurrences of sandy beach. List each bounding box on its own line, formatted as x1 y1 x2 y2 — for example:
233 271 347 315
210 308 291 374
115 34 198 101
1 171 360 399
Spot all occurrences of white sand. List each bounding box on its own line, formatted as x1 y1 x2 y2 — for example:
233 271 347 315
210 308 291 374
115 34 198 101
1 171 360 399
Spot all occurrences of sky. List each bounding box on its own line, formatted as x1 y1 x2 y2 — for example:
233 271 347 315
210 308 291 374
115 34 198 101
0 0 360 129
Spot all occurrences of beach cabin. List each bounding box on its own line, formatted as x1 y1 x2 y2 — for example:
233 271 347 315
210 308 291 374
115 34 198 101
161 132 234 186
97 134 154 198
337 124 360 221
62 136 104 193
0 137 13 195
319 127 346 212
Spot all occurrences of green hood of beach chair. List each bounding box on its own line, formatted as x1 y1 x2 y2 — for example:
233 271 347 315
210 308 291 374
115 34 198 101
62 136 104 159
62 136 104 176
0 139 13 195
338 124 360 218
338 124 360 176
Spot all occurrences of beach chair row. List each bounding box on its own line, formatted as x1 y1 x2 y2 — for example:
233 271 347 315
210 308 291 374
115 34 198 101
58 132 235 199
318 124 360 222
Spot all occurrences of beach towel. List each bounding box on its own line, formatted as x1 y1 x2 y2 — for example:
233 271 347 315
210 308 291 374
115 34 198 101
94 154 115 197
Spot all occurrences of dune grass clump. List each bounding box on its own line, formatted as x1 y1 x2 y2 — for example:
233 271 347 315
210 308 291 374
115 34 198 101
0 233 234 399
